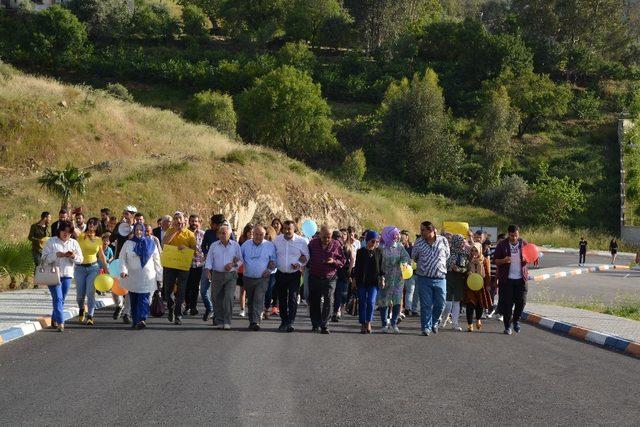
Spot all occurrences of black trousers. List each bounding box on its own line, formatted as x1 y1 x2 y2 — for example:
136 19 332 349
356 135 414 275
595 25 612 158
163 268 190 318
499 278 527 329
466 303 483 324
579 252 586 264
185 266 202 311
276 271 301 326
308 275 337 329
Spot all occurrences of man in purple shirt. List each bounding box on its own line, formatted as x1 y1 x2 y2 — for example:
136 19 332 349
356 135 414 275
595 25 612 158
307 225 346 334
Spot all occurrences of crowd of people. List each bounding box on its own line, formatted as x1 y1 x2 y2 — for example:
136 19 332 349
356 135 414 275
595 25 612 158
29 206 530 335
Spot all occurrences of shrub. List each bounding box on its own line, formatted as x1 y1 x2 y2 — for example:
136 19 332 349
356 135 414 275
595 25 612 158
528 163 586 225
181 4 210 42
105 83 133 102
67 0 133 40
0 241 34 289
573 90 602 120
184 90 237 137
236 65 339 165
481 174 529 220
276 42 316 73
339 148 366 189
131 1 180 40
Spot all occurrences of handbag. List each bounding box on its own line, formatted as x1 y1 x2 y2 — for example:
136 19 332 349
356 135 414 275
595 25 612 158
34 262 61 286
150 289 165 317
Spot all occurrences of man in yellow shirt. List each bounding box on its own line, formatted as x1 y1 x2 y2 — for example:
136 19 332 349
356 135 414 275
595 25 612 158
162 211 197 325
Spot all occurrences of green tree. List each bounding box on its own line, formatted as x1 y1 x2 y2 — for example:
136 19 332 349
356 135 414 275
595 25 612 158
131 0 180 40
478 85 520 185
276 42 317 73
37 164 92 210
284 0 350 44
184 90 237 138
481 174 529 220
236 66 339 164
379 69 464 189
1 7 91 69
177 0 224 23
67 0 133 40
0 241 34 289
181 4 210 42
339 149 367 189
500 69 572 137
528 163 586 225
220 0 289 43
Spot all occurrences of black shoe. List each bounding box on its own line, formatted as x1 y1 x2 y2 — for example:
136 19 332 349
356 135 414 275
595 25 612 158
190 308 199 316
131 323 138 329
330 315 338 323
122 314 131 324
321 328 330 334
278 322 287 332
421 329 431 336
311 326 319 333
183 307 190 316
286 325 295 333
138 321 146 330
203 309 212 322
404 309 411 316
252 323 261 331
113 306 122 320
168 311 174 323
431 325 439 334
174 317 182 325
513 322 521 333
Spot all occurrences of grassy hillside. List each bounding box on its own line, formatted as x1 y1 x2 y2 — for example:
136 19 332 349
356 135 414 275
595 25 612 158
0 63 507 242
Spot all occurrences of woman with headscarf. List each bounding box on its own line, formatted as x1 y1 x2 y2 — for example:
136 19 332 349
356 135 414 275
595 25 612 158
463 242 493 331
352 231 384 334
377 226 410 334
440 234 468 331
119 222 163 329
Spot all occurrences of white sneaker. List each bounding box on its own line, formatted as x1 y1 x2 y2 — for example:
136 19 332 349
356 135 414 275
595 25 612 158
223 324 231 330
498 315 504 322
239 310 246 317
399 312 406 320
453 324 462 331
442 315 451 327
382 325 389 334
392 325 400 334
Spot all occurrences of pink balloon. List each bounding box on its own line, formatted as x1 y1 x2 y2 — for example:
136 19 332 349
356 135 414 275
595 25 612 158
522 243 539 263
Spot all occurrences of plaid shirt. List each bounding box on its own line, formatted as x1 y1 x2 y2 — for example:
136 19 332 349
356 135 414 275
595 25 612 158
191 228 205 268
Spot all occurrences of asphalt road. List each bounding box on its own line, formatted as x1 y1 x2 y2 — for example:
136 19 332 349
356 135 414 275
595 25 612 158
532 252 633 269
530 269 640 304
1 305 639 425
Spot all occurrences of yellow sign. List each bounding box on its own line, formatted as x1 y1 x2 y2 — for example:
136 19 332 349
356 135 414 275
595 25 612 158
161 245 194 271
443 221 469 236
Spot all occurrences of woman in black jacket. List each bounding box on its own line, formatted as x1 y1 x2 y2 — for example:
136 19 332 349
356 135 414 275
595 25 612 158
352 231 384 334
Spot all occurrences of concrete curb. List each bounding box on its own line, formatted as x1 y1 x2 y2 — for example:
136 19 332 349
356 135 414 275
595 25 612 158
541 247 635 257
527 264 629 282
0 296 114 346
521 311 640 358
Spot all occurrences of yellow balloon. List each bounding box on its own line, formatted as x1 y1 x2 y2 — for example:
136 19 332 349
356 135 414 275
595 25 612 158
94 274 114 292
467 273 483 291
411 260 417 270
401 263 413 280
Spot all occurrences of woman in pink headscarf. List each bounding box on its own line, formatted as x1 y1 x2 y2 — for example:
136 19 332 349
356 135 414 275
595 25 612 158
377 226 410 333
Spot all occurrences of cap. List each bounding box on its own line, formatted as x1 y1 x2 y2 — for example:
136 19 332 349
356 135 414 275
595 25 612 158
124 205 137 213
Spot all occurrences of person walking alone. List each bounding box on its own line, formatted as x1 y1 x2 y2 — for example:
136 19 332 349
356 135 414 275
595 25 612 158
578 237 588 266
493 225 529 335
411 221 450 336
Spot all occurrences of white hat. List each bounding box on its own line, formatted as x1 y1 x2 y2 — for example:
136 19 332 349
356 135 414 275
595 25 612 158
124 205 137 213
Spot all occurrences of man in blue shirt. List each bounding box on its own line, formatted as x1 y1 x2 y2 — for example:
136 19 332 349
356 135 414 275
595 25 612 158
241 225 276 331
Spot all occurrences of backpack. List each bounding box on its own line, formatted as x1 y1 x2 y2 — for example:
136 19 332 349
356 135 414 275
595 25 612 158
150 289 165 317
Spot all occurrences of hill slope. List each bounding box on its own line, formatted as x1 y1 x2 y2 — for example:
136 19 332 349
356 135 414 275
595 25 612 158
0 63 506 241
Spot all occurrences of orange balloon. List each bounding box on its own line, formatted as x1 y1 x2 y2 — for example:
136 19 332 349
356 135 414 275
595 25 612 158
522 243 539 263
111 278 128 296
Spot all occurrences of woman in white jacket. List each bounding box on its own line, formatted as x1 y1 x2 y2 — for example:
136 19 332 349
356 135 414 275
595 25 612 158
119 223 162 329
41 220 84 332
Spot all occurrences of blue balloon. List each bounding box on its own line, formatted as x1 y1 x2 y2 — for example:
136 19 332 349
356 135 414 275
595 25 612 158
301 219 318 237
108 259 121 278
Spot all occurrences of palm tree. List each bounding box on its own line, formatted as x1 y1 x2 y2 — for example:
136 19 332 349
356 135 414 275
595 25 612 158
0 241 33 289
37 164 92 210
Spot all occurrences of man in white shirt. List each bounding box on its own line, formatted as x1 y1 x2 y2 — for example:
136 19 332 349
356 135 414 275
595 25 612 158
241 225 276 331
204 225 243 329
273 220 310 332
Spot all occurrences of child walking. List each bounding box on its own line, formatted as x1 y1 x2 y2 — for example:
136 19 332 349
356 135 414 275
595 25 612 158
463 243 492 332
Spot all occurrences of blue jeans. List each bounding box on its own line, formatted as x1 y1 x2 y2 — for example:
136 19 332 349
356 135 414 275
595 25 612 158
264 273 276 310
404 277 419 312
199 273 213 312
75 263 99 316
48 276 72 324
416 275 446 331
357 286 378 324
333 279 349 313
380 304 401 327
130 291 150 325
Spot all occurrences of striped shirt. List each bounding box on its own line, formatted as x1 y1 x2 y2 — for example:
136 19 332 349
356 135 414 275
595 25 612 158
411 235 450 279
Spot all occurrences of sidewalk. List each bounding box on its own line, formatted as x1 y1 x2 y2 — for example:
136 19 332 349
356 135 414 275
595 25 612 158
523 303 640 357
528 263 629 282
0 286 114 345
541 246 636 257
